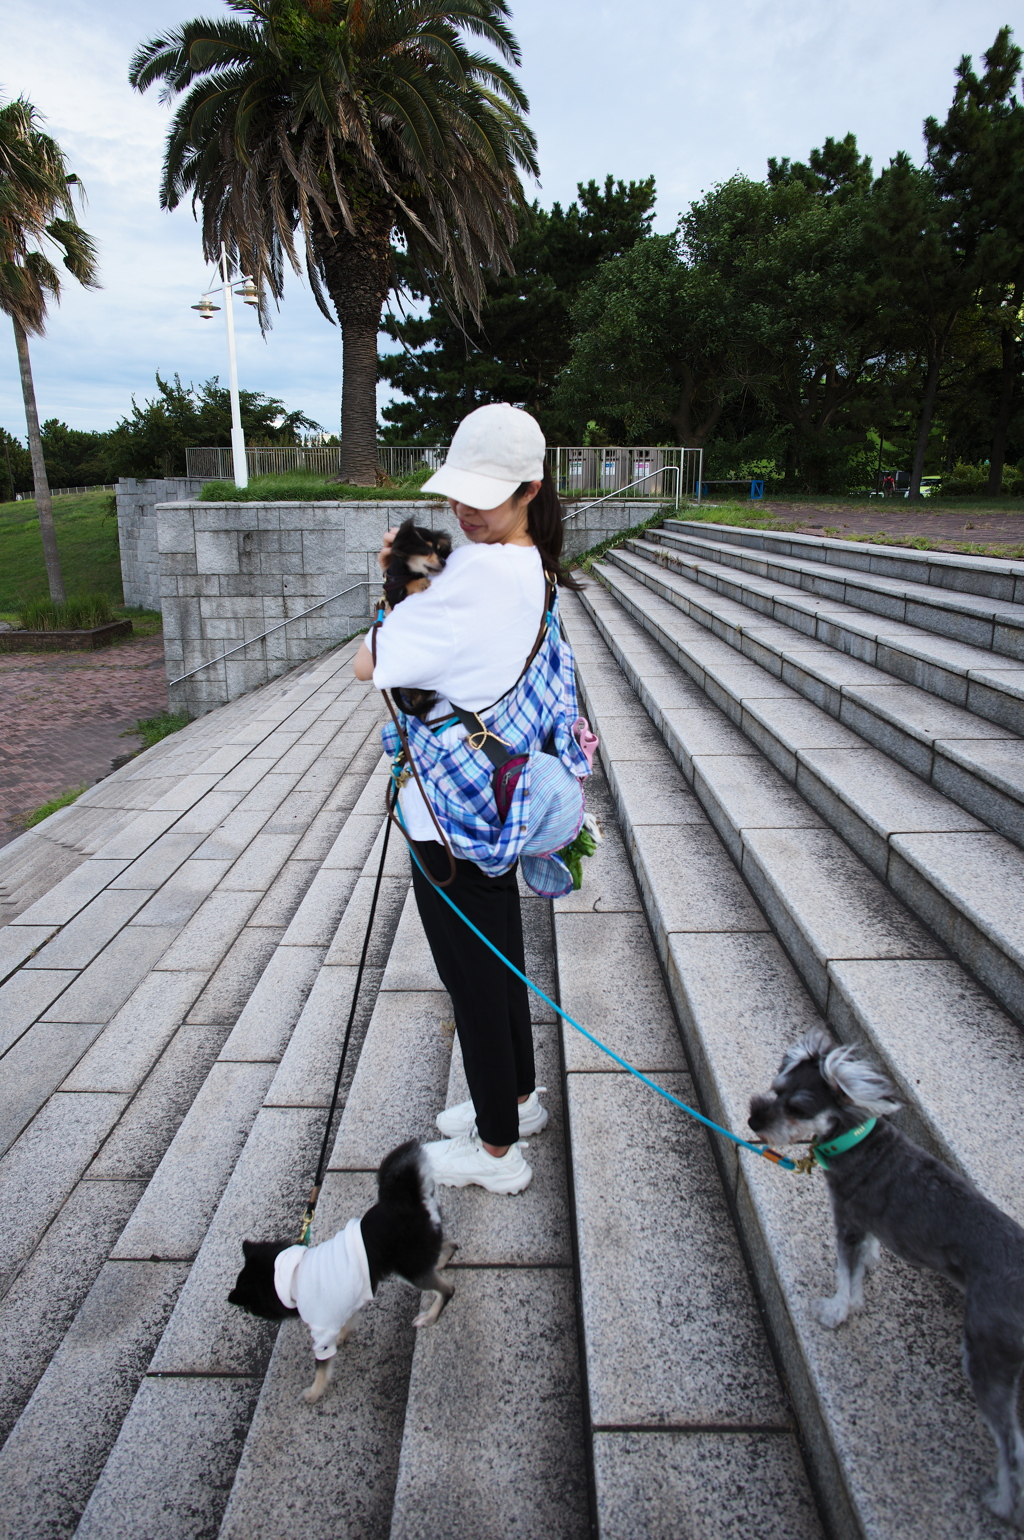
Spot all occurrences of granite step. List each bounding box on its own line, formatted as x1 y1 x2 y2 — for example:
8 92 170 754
597 552 1024 1026
0 642 389 1528
664 517 1024 607
70 815 410 1540
559 585 1020 1540
384 871 592 1540
654 524 1024 658
633 526 1024 737
616 540 1024 849
0 801 404 1540
574 573 1024 1211
552 761 823 1540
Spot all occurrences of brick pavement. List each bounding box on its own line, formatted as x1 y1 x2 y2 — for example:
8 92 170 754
0 636 168 846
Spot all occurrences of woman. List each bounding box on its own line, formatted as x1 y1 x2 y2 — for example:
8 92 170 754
353 402 591 1194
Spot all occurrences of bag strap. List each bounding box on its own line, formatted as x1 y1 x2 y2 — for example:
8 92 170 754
372 601 458 887
445 574 557 769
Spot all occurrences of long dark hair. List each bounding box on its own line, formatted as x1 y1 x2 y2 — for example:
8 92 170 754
517 464 585 591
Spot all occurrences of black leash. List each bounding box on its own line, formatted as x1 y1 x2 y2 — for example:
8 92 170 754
298 812 393 1245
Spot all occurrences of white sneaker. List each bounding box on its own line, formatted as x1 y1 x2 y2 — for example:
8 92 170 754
423 1132 533 1194
435 1088 549 1140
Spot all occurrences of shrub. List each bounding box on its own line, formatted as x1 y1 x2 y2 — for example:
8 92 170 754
940 461 1024 497
18 592 115 630
199 470 435 502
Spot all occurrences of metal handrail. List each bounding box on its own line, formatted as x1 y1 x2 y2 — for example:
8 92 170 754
169 579 373 687
561 463 684 521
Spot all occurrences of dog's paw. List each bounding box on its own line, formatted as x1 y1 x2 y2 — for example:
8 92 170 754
812 1296 851 1330
302 1382 325 1404
863 1236 882 1272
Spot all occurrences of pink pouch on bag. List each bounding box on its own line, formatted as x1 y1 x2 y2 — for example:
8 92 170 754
572 717 599 770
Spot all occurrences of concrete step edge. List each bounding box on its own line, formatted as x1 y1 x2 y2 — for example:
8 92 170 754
611 544 1024 849
629 533 1024 737
594 559 1024 1027
560 588 1018 1540
575 574 1024 1219
0 771 396 1535
664 517 1024 603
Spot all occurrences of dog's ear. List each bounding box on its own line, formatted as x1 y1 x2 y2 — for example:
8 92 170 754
823 1045 902 1116
241 1240 257 1258
776 1026 834 1081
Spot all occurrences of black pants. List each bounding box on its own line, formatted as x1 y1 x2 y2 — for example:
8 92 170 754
411 841 534 1148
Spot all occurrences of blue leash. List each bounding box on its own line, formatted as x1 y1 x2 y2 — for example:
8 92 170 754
388 773 797 1172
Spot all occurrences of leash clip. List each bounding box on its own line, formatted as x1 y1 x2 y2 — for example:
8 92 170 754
792 1152 818 1176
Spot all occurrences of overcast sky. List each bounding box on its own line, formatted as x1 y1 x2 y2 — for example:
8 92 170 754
1 0 1018 443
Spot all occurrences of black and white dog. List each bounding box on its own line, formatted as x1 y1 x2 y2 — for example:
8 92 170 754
228 1140 456 1403
748 1027 1024 1529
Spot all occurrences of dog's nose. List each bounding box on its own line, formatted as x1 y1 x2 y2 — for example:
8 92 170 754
747 1094 773 1132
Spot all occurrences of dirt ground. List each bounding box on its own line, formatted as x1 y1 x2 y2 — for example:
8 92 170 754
750 499 1024 551
0 633 169 847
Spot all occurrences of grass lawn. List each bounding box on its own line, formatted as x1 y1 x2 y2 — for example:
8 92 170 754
0 490 163 633
0 491 122 611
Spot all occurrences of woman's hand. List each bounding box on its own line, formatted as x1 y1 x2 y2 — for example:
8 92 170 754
378 527 399 574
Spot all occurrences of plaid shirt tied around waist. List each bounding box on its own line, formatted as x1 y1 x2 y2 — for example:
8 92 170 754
381 588 591 875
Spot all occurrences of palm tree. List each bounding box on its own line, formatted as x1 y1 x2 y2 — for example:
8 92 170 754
0 97 99 601
131 0 538 484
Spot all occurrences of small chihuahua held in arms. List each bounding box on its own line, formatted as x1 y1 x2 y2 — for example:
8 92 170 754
749 1027 1024 1529
384 518 452 606
228 1140 456 1404
382 518 452 719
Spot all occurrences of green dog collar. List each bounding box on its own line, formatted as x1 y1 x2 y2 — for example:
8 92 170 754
812 1118 877 1170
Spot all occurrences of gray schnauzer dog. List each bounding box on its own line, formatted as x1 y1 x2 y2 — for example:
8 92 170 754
748 1027 1024 1530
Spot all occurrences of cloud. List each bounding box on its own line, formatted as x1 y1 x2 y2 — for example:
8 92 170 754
2 0 1017 439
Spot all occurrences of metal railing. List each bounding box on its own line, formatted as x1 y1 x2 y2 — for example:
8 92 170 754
184 444 446 481
562 462 696 521
183 443 704 496
169 579 373 687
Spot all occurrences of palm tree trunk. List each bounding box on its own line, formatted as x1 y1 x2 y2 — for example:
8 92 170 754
340 318 382 484
13 317 64 601
317 211 394 485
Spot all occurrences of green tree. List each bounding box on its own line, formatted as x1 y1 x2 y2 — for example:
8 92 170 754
0 426 32 501
131 0 537 484
103 373 320 478
379 175 656 441
557 140 887 490
925 27 1024 493
0 97 98 599
868 152 979 499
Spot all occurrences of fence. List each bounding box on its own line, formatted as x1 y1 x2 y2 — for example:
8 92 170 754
184 443 701 497
14 483 116 500
184 444 447 481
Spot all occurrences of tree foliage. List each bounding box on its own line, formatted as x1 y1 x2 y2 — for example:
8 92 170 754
384 33 1024 496
131 0 537 481
379 175 656 441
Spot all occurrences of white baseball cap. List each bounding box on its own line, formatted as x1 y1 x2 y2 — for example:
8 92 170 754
423 402 546 510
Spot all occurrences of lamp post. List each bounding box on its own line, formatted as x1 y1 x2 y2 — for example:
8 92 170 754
192 244 260 488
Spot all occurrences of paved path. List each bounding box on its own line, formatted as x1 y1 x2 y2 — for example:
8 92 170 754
760 499 1024 549
0 636 168 846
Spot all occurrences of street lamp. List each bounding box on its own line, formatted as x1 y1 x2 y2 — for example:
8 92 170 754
191 244 261 488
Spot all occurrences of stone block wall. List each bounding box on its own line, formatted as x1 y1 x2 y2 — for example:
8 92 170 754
159 495 667 716
116 477 205 609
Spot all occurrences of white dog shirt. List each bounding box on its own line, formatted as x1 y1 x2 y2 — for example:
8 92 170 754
273 1216 374 1359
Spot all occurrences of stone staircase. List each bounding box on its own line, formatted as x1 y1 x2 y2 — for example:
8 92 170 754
1 521 1021 1537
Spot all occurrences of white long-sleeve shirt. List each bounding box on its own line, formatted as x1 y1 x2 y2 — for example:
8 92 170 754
371 542 546 840
273 1216 374 1359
